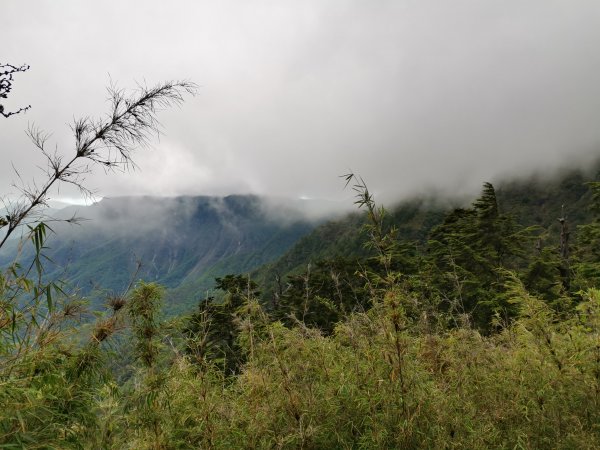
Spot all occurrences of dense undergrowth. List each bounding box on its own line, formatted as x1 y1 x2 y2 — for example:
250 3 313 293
2 176 600 449
1 280 599 448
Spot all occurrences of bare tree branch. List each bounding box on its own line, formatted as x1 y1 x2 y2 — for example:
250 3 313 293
0 80 197 249
0 63 31 118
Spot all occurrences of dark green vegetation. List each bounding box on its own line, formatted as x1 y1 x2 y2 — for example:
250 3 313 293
253 166 599 330
2 162 600 448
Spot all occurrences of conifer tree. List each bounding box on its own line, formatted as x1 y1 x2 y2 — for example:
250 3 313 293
427 182 531 329
523 236 566 308
184 275 259 374
574 181 600 288
271 257 371 333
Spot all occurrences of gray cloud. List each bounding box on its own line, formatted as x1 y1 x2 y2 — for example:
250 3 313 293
2 0 600 208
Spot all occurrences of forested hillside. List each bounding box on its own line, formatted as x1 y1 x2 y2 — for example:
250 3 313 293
0 195 321 314
2 164 594 321
260 165 596 282
252 165 598 324
3 165 600 448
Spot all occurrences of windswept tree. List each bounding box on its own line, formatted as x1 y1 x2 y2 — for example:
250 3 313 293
427 182 534 329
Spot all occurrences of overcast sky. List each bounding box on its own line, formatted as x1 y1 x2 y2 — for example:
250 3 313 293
2 0 600 206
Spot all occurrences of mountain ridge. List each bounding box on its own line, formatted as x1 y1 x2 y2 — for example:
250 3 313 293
2 163 599 314
0 194 329 313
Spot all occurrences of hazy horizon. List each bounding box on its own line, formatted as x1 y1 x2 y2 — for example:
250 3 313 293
3 1 600 206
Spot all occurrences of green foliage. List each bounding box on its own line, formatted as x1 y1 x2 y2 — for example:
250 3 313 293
427 182 537 329
104 281 600 449
270 257 372 334
5 165 600 448
574 181 600 288
128 282 164 367
183 274 259 375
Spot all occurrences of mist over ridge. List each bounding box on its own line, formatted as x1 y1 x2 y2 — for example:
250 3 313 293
47 193 351 236
43 151 600 237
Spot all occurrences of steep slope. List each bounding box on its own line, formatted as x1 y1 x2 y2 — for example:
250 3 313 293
251 197 447 296
0 195 322 312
